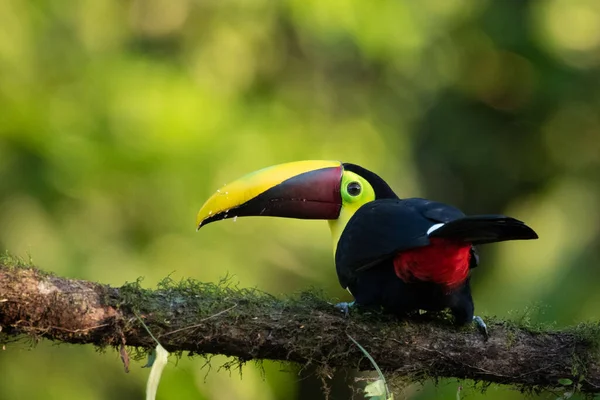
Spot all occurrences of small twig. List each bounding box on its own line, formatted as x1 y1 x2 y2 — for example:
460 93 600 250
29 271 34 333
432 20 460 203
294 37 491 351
135 313 161 346
159 304 238 338
11 323 110 334
119 330 130 373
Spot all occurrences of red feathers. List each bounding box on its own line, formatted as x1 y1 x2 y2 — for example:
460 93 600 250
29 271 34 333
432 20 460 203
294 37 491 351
393 238 471 292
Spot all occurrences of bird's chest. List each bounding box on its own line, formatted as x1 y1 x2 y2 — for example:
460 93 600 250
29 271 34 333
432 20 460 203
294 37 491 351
393 238 472 292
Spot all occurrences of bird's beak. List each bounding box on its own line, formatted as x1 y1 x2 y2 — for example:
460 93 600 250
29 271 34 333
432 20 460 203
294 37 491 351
196 160 344 229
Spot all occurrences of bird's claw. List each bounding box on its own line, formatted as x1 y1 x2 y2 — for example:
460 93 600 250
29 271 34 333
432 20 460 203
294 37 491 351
335 301 355 317
473 315 489 338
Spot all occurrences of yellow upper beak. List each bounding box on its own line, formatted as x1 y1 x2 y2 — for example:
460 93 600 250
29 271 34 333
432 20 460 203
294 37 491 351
196 160 344 229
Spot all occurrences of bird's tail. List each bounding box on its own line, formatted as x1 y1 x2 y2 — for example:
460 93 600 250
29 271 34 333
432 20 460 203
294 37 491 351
428 215 538 245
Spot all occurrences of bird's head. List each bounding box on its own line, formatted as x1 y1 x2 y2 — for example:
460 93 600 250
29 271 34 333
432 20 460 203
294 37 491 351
196 160 398 247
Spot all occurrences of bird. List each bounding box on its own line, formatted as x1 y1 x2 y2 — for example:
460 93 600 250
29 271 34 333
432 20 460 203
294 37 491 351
195 160 538 333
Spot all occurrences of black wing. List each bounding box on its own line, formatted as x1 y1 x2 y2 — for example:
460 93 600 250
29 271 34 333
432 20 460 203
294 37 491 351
402 198 481 268
336 199 436 288
400 197 467 222
334 198 476 289
403 198 537 244
428 214 538 244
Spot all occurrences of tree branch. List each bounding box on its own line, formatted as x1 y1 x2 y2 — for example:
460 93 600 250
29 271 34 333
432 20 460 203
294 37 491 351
1 261 599 395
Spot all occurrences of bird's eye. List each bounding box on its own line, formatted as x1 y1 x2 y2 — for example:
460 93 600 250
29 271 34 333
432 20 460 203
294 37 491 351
347 181 362 196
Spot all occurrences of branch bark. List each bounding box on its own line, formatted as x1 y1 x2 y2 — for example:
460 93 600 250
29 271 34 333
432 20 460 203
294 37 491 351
1 262 599 395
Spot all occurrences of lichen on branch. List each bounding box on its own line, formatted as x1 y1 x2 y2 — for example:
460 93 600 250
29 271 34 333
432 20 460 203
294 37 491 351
1 255 600 396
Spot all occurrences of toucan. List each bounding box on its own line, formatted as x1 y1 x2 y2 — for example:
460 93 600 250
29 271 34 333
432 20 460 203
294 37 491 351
195 160 538 332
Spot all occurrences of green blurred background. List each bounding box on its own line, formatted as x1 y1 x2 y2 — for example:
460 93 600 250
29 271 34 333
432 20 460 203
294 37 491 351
1 0 600 398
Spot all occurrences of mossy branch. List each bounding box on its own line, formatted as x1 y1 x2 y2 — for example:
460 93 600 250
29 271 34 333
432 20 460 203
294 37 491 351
1 259 600 395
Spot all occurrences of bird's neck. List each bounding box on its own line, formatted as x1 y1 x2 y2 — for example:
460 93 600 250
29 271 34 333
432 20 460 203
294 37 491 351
328 205 357 254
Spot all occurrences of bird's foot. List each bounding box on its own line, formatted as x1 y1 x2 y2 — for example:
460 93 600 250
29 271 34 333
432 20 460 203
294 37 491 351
473 316 488 338
335 301 355 317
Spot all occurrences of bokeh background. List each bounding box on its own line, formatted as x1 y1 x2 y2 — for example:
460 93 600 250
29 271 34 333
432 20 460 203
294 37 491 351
1 0 600 398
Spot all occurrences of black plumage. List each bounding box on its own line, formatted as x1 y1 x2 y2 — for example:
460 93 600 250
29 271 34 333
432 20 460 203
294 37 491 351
337 164 538 325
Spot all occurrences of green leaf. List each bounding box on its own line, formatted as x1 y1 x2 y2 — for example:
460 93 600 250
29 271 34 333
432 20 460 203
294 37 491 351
558 378 573 386
142 349 157 368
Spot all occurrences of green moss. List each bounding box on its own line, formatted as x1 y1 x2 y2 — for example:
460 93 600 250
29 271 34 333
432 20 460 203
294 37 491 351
568 322 600 354
505 329 516 349
564 321 600 392
481 304 557 335
0 251 33 269
91 272 340 370
0 251 55 279
107 273 337 351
